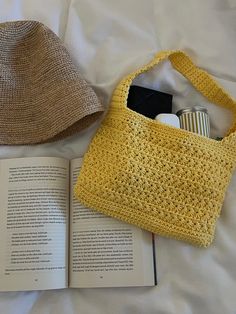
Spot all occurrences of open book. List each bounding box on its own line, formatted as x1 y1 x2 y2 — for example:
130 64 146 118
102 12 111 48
0 157 157 291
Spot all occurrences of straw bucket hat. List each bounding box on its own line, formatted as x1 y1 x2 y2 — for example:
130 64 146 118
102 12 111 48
0 20 104 144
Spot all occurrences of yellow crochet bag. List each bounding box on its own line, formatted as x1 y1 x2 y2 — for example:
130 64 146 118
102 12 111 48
75 50 236 247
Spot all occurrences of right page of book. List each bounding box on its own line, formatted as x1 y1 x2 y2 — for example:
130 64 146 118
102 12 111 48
69 158 156 288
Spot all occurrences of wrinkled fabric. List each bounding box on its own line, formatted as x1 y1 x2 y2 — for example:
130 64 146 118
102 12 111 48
0 0 236 313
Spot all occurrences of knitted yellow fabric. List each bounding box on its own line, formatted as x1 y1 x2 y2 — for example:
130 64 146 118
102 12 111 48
75 50 236 247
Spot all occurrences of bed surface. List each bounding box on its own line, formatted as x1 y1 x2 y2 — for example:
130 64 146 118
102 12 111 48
1 1 236 313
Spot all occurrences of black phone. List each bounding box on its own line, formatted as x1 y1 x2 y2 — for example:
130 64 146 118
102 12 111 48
127 85 172 119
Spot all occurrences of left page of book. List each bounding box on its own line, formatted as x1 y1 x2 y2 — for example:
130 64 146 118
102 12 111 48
0 157 69 291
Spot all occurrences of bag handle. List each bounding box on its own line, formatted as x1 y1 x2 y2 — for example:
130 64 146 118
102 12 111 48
112 50 236 138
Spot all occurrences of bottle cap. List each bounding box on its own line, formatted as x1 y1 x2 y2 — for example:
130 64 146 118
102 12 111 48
176 106 208 116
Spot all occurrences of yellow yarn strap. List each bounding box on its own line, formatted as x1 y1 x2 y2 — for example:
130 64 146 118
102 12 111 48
113 50 236 136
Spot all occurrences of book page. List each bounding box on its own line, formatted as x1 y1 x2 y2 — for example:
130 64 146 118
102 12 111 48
69 158 156 288
0 157 69 291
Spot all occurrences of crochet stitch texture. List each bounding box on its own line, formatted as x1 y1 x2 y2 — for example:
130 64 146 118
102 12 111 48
75 50 236 247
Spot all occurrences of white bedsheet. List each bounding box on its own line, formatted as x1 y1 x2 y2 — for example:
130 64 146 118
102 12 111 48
1 1 236 313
